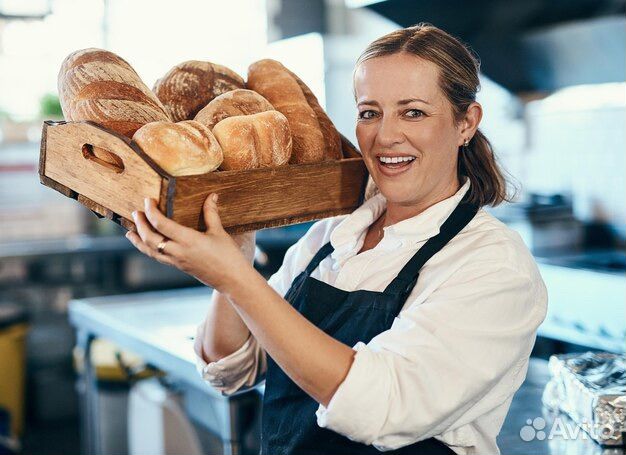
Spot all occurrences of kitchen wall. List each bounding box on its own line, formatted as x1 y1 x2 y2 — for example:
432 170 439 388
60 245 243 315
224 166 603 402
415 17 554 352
524 83 626 240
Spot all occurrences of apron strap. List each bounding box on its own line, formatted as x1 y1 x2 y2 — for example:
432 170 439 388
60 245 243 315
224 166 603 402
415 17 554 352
383 194 479 299
304 241 335 275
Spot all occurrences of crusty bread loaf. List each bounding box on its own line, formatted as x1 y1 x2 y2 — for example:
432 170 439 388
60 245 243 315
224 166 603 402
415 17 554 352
212 111 291 171
247 59 325 164
153 61 245 122
194 89 274 129
58 48 170 139
282 68 342 160
132 120 223 176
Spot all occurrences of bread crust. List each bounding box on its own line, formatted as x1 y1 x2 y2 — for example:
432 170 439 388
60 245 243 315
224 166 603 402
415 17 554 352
132 120 223 176
247 59 325 164
213 111 291 171
58 48 170 139
194 89 274 129
57 51 338 176
153 61 245 122
282 67 342 160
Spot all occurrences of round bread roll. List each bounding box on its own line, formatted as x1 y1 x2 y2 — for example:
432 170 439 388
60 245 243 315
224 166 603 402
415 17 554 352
153 61 245 122
194 89 274 129
212 111 292 171
132 121 223 176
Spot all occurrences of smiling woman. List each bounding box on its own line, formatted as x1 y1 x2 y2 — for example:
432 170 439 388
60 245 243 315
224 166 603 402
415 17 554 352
349 24 514 257
129 22 548 455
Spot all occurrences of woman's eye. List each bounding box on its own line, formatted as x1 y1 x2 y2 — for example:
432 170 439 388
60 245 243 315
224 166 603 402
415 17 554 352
405 109 424 118
358 110 377 120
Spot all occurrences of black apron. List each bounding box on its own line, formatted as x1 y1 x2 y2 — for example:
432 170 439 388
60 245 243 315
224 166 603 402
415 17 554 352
261 194 479 455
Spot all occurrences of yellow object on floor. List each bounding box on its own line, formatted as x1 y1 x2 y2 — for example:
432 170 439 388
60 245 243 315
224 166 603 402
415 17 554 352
0 305 29 438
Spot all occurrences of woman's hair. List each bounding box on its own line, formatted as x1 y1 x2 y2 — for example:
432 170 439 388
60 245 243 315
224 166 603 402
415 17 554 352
354 22 515 207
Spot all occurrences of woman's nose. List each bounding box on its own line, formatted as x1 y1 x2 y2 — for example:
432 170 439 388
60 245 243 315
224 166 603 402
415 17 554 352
375 115 405 148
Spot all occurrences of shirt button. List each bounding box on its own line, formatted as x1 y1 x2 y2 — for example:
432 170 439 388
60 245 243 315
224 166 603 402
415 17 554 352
331 262 340 271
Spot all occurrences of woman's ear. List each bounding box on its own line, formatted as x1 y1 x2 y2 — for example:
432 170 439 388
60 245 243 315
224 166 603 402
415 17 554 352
458 102 482 146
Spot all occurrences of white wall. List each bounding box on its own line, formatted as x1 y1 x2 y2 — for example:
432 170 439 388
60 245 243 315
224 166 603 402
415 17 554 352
524 83 626 237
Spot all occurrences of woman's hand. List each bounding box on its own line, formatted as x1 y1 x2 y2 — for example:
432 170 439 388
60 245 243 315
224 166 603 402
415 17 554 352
126 193 255 294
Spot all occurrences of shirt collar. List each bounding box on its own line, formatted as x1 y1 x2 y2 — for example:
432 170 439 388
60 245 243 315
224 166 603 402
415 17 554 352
330 177 471 257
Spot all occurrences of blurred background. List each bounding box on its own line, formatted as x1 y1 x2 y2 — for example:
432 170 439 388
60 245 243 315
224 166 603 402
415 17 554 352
0 1 624 454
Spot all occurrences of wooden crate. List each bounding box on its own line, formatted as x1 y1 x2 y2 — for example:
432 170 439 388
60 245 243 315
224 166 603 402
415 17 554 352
38 120 369 234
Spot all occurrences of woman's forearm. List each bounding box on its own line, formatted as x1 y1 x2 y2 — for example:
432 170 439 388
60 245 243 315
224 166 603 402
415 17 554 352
200 289 251 362
200 232 256 362
132 197 352 403
223 267 356 407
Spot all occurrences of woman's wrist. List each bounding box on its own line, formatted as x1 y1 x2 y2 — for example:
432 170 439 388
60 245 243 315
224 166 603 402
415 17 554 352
222 264 266 307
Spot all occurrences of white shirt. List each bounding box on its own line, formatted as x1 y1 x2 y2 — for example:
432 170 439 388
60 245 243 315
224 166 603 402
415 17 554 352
194 178 548 455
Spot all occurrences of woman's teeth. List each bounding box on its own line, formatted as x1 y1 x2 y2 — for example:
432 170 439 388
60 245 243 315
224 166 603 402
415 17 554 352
376 154 416 173
378 156 416 164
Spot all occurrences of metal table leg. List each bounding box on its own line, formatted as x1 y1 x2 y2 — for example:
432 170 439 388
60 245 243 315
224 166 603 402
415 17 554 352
76 330 98 455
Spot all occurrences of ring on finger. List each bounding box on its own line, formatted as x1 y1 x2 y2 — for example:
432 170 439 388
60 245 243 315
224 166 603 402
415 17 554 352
157 238 169 255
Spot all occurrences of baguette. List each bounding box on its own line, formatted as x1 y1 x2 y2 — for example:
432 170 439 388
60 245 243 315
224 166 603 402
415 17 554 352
247 59 325 164
282 67 342 160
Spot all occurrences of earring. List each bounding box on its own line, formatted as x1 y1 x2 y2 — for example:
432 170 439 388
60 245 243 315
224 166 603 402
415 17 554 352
463 138 470 147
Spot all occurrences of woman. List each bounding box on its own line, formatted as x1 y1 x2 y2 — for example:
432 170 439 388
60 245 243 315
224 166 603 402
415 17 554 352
127 23 548 455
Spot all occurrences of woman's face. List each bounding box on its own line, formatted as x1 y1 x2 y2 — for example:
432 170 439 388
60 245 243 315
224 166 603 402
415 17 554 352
354 52 467 205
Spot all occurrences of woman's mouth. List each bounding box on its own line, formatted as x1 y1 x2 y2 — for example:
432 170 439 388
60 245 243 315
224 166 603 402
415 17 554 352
375 155 416 176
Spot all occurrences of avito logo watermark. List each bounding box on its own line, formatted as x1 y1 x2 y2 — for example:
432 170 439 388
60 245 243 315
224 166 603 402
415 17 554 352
519 416 615 442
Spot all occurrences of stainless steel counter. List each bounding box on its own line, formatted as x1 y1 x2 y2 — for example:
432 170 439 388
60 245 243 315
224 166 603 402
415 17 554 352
536 261 625 353
0 235 133 261
69 286 623 455
69 286 262 455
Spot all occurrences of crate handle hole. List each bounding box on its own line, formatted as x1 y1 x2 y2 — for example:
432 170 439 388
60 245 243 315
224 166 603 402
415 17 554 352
82 144 125 173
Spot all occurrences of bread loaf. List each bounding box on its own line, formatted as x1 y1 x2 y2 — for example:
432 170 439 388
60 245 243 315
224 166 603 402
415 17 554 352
153 61 245 122
283 68 342 160
247 59 325 164
58 48 170 139
194 89 274 130
212 111 291 171
132 121 223 176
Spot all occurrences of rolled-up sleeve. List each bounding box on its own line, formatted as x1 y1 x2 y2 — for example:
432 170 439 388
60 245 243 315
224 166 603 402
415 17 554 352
194 320 267 395
192 261 289 395
315 257 548 450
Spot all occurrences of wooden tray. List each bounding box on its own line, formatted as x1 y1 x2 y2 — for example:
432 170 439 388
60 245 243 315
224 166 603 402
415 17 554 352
39 120 369 234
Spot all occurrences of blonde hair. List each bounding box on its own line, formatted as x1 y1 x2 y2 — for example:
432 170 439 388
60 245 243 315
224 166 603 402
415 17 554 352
354 22 514 207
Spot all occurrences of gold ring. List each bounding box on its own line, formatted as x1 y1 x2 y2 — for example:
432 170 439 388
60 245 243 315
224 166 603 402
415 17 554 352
157 238 169 255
